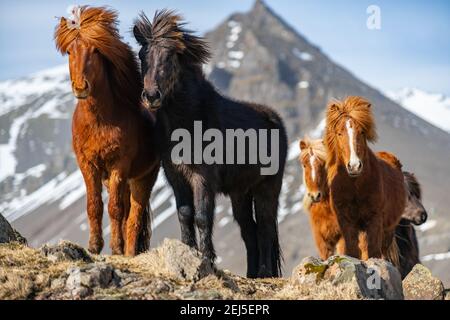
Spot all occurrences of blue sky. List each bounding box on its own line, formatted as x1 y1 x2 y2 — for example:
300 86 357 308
0 0 449 95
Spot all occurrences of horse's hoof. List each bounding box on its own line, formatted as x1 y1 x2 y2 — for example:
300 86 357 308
125 249 137 257
88 238 104 254
257 266 272 279
111 246 124 256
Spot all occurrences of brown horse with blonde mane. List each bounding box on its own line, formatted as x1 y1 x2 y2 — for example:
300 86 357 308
324 97 406 262
55 6 159 256
300 137 422 276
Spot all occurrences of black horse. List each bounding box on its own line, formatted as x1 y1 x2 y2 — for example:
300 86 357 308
133 10 288 278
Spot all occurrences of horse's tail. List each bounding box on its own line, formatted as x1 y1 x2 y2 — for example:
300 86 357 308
273 220 284 277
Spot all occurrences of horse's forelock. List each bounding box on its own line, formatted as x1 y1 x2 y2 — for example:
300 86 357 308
134 9 211 66
300 138 326 163
325 96 377 148
324 96 377 182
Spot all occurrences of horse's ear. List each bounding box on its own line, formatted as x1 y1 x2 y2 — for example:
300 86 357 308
327 102 339 112
299 140 307 151
133 25 146 45
59 17 67 27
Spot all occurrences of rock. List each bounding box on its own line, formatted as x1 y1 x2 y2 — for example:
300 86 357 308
65 264 119 299
133 238 214 282
403 264 444 300
445 290 450 300
291 255 404 300
40 241 93 263
0 213 27 244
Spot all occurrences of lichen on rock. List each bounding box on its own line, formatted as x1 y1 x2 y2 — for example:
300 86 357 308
402 264 445 300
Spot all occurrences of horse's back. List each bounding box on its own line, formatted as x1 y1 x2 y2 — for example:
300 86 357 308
376 151 403 170
215 95 288 191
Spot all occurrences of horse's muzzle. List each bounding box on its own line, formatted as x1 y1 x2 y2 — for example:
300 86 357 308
347 161 363 177
412 210 428 225
72 80 90 99
142 90 162 111
308 192 322 203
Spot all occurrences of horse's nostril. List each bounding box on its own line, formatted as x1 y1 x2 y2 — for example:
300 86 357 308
357 161 362 170
421 212 427 222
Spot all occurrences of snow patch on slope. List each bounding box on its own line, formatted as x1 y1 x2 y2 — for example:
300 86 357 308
0 65 69 116
0 65 72 182
386 88 450 132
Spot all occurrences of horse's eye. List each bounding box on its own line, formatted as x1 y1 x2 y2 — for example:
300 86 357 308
67 51 71 55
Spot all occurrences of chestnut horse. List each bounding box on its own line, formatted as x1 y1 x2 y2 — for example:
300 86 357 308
324 97 406 261
300 138 422 277
55 6 159 256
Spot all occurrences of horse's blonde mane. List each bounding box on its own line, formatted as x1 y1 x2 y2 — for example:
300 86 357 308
324 96 377 181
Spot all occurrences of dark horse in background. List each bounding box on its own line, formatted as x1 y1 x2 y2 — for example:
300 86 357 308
55 6 159 256
133 10 288 278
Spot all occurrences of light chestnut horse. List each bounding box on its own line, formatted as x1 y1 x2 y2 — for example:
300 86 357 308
324 97 406 262
55 6 160 256
299 138 342 260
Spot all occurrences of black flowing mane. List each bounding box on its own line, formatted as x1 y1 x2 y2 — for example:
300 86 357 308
133 10 210 66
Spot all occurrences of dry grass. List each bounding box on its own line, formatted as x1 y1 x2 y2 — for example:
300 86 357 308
0 243 81 299
0 242 370 300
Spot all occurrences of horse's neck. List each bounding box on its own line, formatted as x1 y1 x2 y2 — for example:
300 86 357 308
160 69 213 127
173 68 212 111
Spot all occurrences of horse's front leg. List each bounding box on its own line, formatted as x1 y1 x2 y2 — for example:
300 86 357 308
335 206 361 259
164 164 197 248
80 163 104 254
108 169 127 255
361 216 383 260
192 176 216 264
125 172 156 257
